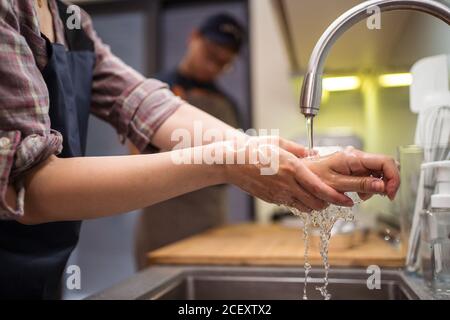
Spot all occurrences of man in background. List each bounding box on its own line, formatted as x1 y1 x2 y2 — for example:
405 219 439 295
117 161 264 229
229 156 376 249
134 13 246 270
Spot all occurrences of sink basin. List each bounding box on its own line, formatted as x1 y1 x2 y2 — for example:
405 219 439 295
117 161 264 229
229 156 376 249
145 268 416 300
88 266 427 300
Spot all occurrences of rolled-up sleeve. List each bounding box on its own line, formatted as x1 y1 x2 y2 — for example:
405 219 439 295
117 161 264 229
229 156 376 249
81 9 183 152
0 2 63 219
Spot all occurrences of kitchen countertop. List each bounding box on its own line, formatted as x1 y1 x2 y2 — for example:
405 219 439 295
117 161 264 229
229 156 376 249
147 224 406 268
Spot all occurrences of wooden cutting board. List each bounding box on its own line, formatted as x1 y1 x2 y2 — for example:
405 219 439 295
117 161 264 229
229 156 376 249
147 224 406 268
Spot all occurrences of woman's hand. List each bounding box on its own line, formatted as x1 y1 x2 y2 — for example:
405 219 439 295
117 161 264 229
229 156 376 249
225 139 400 212
225 137 352 212
303 147 400 201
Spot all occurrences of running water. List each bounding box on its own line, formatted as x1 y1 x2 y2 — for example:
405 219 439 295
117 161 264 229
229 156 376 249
301 214 311 300
285 119 361 299
285 202 357 300
305 116 314 157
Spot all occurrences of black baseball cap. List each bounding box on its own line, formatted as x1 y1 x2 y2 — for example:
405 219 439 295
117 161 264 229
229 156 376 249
198 13 246 53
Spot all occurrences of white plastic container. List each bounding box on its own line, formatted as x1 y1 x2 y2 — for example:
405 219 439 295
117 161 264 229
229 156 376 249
420 162 450 293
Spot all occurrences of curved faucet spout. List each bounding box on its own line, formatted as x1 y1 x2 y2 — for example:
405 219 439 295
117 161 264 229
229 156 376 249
299 0 450 117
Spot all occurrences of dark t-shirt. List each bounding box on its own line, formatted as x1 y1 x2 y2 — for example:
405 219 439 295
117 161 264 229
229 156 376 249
157 69 242 128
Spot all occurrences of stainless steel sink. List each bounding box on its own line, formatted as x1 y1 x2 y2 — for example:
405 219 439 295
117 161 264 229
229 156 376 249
147 268 415 300
88 266 434 300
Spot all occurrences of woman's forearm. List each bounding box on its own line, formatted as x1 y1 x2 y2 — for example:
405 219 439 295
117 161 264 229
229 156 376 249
8 103 243 225
152 103 245 151
16 145 226 225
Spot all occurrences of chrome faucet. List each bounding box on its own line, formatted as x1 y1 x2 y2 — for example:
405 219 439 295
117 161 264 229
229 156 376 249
299 0 450 118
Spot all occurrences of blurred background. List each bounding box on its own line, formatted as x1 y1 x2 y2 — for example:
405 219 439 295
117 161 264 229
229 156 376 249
65 0 450 299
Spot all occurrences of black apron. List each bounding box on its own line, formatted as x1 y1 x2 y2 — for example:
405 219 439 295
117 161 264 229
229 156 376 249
0 2 95 299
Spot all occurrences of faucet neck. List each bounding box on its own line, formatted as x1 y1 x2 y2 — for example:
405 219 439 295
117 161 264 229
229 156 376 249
300 0 450 117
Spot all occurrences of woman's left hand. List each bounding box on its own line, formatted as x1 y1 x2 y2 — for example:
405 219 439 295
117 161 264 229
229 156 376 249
302 146 401 202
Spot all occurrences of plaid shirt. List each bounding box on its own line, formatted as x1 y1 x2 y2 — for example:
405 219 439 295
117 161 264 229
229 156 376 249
0 0 183 219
